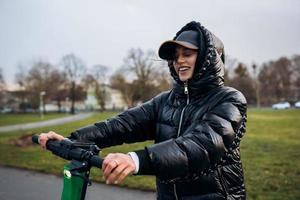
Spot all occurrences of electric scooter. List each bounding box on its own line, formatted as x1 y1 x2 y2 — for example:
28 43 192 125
32 135 103 200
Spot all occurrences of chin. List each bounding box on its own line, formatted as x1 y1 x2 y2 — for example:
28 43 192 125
179 77 188 82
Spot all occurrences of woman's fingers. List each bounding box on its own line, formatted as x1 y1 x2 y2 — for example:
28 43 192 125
115 167 134 184
105 163 127 184
102 153 116 174
103 158 119 181
102 153 136 185
38 133 49 149
38 131 64 149
47 131 64 140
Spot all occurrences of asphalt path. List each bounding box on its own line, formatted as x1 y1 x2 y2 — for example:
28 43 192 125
0 166 156 200
0 112 93 133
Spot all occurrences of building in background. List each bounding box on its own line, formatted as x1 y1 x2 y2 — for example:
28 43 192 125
84 85 127 111
1 84 126 113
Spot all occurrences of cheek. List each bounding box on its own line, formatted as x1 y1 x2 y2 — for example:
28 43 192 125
190 57 197 71
190 65 196 73
191 56 197 66
173 65 179 74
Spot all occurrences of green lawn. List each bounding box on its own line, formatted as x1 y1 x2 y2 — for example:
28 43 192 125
241 109 300 200
0 113 71 126
0 109 299 199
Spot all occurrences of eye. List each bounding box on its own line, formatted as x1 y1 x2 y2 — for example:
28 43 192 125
183 52 192 57
183 50 196 57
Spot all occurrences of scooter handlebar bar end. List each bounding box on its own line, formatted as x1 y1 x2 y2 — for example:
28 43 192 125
32 135 39 144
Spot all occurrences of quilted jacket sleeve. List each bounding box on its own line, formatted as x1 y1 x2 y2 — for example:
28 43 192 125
69 95 161 148
136 90 247 180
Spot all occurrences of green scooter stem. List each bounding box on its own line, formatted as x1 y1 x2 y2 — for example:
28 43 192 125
61 162 90 200
31 135 102 200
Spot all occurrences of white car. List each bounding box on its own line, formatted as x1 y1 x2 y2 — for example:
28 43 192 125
295 101 300 108
272 102 291 109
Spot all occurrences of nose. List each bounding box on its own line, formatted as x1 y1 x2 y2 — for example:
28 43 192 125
176 54 185 65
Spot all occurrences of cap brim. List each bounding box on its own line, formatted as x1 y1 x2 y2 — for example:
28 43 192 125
158 40 198 60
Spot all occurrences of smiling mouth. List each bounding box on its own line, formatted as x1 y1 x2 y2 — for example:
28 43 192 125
178 67 190 72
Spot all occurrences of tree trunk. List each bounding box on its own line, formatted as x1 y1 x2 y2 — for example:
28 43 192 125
57 100 61 113
70 81 76 114
255 80 261 108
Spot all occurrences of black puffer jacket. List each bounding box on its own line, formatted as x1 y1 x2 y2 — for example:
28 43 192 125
70 21 247 200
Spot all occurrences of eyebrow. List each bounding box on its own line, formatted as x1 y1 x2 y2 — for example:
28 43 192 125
175 48 197 55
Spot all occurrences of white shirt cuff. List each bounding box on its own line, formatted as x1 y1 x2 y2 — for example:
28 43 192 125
128 152 139 174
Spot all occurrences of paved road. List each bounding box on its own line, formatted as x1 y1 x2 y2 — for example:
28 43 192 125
0 166 156 200
0 112 93 133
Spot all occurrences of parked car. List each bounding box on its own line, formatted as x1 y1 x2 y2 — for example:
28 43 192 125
272 102 291 109
0 107 13 113
295 101 300 108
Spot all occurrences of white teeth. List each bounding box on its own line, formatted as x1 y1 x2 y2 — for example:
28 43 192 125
179 67 189 71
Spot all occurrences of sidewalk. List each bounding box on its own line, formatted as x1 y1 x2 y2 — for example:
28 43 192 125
0 112 93 133
0 166 156 200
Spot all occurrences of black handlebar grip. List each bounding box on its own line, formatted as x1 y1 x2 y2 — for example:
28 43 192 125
32 135 40 144
31 135 103 168
90 156 103 168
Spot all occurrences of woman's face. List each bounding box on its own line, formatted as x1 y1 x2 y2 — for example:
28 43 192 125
173 45 198 82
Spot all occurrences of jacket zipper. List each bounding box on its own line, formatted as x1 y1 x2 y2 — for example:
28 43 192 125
174 81 190 199
176 81 190 137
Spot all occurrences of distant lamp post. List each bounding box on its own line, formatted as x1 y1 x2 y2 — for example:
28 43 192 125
40 91 46 119
65 97 69 113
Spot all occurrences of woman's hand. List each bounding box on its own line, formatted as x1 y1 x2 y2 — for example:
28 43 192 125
38 131 65 149
102 153 136 185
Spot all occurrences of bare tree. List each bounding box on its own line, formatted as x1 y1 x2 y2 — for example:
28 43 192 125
111 48 172 107
258 63 274 104
50 71 67 112
61 54 87 114
0 68 6 108
291 55 300 100
82 74 95 90
152 69 172 92
125 48 154 102
110 71 137 107
125 48 155 81
93 65 108 111
83 65 109 111
16 61 66 112
95 83 106 111
228 63 256 105
258 57 294 104
15 65 31 112
234 63 249 77
252 63 261 108
15 64 28 89
276 57 293 101
0 68 5 87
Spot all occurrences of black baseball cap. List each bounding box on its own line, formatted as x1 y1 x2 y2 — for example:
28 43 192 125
158 30 200 60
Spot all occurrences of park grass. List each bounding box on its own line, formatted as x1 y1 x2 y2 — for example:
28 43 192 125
0 109 299 199
0 113 72 126
241 109 300 200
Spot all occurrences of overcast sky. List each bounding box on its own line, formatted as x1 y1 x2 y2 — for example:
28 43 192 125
1 0 300 84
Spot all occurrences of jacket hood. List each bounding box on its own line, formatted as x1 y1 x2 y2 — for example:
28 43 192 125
168 21 225 97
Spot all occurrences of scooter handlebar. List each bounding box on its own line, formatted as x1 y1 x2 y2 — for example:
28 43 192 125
32 134 103 168
90 156 103 168
32 135 39 144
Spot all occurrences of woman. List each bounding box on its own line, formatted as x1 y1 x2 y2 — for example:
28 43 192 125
39 21 247 200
